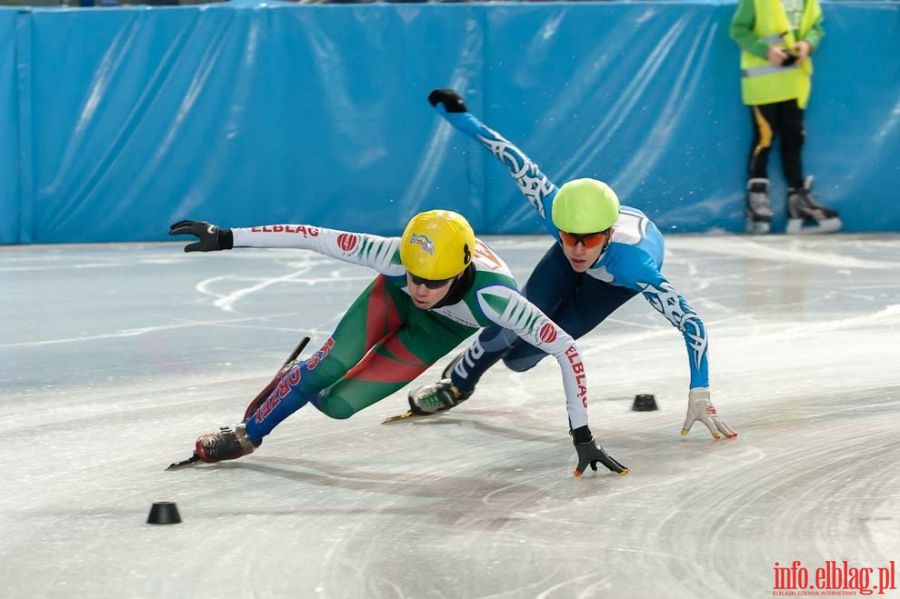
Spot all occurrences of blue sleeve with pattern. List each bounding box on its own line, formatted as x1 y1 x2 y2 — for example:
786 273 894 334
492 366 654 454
436 107 559 237
610 245 709 389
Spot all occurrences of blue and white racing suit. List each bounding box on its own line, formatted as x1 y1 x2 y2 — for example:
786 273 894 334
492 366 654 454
435 107 709 396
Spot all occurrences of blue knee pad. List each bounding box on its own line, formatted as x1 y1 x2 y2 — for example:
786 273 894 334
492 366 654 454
481 327 519 352
502 351 545 373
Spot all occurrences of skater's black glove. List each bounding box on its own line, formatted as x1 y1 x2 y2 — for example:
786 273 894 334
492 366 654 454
428 89 468 113
169 220 233 252
571 426 629 478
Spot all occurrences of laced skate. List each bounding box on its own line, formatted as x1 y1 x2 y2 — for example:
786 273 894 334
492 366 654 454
194 423 259 464
166 424 261 470
383 371 473 423
745 178 773 234
786 177 842 234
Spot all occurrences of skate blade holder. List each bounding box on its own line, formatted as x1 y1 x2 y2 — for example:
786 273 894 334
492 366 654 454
786 217 842 234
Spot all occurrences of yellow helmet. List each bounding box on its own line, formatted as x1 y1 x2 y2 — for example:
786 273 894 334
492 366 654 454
400 210 475 280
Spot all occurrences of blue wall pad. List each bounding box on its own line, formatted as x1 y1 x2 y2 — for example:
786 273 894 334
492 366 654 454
1 2 897 243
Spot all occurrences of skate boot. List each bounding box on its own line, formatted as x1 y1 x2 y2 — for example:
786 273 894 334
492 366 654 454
745 178 773 234
786 176 842 234
407 379 472 416
440 351 465 380
194 423 260 464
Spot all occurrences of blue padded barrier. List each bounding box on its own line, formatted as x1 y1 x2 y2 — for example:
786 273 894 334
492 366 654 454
0 11 18 244
0 2 897 243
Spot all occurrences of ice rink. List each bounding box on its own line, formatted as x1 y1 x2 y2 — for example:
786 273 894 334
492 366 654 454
2 235 899 599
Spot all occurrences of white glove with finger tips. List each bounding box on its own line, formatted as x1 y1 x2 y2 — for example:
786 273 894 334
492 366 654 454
681 388 737 440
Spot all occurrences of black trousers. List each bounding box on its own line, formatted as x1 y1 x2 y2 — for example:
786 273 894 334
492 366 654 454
747 99 806 189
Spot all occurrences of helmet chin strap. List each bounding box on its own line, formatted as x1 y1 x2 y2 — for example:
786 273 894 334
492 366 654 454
429 264 476 310
586 239 612 271
598 228 613 257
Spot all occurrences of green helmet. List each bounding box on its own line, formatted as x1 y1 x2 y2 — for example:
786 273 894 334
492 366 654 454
551 178 620 233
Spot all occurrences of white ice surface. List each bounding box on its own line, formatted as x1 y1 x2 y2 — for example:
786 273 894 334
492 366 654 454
2 235 899 599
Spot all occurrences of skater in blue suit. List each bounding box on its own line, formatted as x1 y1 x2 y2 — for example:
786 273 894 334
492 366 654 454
408 89 737 442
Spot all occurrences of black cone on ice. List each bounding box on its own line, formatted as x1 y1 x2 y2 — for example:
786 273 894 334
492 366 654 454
632 394 658 412
147 501 182 525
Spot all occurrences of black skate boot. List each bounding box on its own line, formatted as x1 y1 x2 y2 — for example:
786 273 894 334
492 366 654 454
745 178 773 234
786 176 842 234
407 379 472 415
440 351 465 380
194 423 260 464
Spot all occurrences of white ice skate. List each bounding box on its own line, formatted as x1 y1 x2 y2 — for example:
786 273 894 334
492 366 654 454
785 177 842 234
745 178 773 234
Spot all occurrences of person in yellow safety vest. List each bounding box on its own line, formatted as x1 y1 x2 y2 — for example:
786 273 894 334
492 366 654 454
730 0 842 234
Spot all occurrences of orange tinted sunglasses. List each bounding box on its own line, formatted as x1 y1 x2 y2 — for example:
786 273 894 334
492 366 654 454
558 230 609 249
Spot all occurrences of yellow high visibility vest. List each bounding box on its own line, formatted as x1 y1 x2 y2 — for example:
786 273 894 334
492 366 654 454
740 0 821 108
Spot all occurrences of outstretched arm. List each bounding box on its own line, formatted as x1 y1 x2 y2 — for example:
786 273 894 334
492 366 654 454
638 278 710 390
637 276 737 440
428 89 558 228
474 284 628 477
168 220 404 276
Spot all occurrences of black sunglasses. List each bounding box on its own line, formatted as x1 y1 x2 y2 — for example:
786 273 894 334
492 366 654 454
409 274 453 290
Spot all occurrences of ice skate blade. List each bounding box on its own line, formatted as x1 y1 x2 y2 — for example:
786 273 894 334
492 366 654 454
381 410 446 424
166 454 200 471
786 217 842 235
382 410 416 423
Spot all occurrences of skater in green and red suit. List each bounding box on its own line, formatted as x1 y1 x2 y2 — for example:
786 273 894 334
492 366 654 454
169 210 628 477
